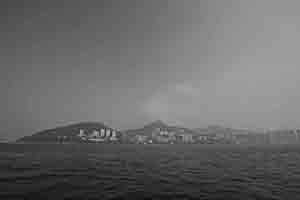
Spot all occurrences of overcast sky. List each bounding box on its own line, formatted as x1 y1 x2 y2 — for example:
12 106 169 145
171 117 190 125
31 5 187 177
2 0 300 140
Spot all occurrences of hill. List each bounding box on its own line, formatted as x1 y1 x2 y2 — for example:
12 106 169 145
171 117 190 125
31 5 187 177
122 120 197 142
17 122 119 143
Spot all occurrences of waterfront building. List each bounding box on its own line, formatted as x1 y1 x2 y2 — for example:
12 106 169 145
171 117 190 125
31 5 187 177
100 129 105 137
198 135 209 143
136 135 148 144
106 129 111 137
91 130 100 137
156 135 170 143
111 130 116 138
169 132 176 142
110 130 118 141
78 129 85 137
150 129 177 143
159 131 169 136
179 134 194 143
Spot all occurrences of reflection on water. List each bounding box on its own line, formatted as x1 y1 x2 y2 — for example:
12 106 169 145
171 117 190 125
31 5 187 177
0 143 300 199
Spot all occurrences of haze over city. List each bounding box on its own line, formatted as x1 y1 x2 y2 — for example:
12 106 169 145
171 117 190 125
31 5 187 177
2 0 300 140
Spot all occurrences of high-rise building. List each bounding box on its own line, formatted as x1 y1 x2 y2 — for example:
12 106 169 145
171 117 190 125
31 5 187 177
106 129 111 137
78 129 85 137
92 130 100 137
100 129 105 137
111 130 116 138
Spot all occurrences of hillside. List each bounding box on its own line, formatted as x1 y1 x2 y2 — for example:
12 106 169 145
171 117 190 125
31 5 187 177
17 122 118 143
123 120 196 137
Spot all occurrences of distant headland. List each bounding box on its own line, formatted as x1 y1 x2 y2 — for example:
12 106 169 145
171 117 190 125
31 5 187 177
17 121 300 145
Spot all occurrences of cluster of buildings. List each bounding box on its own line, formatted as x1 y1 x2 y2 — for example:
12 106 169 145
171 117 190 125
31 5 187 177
130 128 196 144
18 120 300 145
196 128 300 145
55 123 300 145
268 129 300 145
77 128 118 142
192 127 300 145
129 126 300 145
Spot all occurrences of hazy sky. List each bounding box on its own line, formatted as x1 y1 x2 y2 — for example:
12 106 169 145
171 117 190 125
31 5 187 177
2 0 300 140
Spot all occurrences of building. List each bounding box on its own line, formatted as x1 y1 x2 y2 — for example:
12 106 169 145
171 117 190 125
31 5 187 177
197 134 211 143
159 131 169 136
151 129 177 143
136 135 148 144
155 135 170 143
110 130 118 141
78 129 85 137
91 130 100 138
100 129 105 137
106 129 111 137
179 134 194 143
168 132 176 142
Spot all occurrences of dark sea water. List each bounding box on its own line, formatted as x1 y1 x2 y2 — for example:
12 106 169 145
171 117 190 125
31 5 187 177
0 144 300 200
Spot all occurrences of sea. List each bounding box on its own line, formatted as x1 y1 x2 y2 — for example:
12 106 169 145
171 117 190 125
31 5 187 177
0 143 300 200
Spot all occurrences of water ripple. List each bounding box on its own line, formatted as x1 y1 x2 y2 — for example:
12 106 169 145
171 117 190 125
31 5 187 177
1 144 300 199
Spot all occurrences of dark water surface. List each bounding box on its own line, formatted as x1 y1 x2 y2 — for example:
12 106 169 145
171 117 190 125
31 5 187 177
0 143 300 200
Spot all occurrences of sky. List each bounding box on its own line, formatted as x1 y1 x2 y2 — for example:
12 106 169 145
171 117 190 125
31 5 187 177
2 0 300 140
